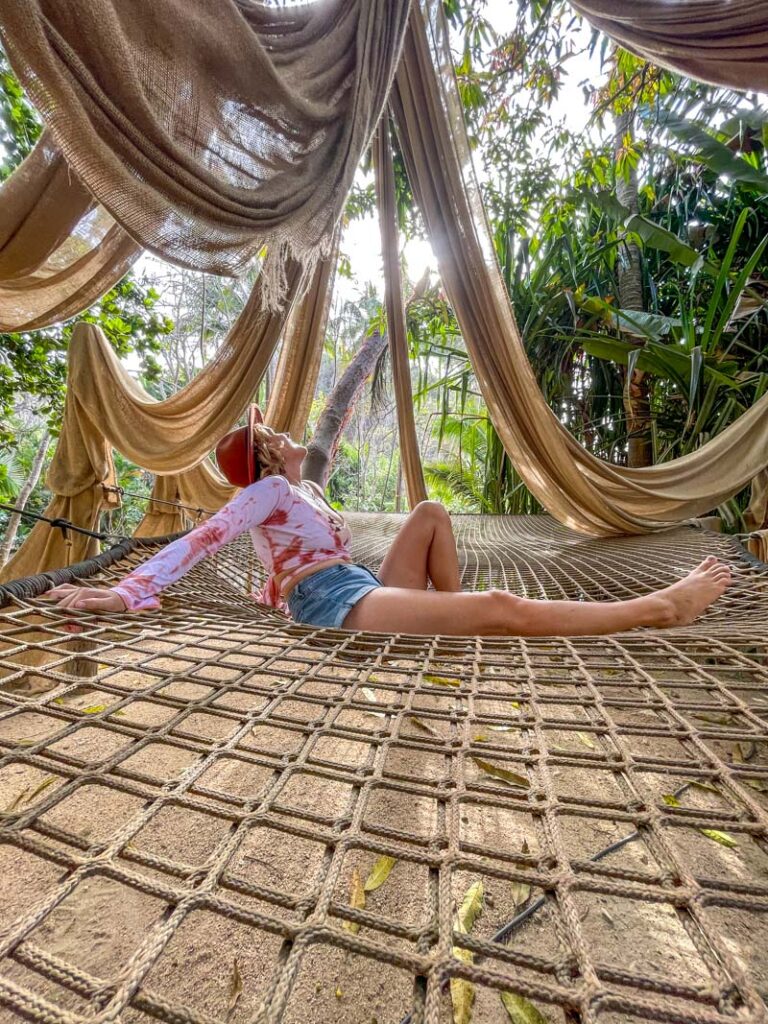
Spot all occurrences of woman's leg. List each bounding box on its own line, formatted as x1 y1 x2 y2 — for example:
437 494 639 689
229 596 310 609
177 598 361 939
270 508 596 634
342 557 731 636
377 501 461 592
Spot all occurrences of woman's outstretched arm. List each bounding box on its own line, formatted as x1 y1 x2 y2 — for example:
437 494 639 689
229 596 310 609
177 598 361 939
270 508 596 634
45 475 290 613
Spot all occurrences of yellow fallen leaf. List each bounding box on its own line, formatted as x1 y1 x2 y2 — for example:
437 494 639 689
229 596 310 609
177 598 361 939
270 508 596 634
455 879 484 935
500 990 549 1023
450 971 475 1024
80 704 107 714
577 732 596 750
411 717 440 737
335 986 343 999
664 794 737 848
22 776 58 806
510 880 532 908
424 673 460 687
342 867 366 934
364 855 396 892
451 881 484 1024
700 828 738 848
227 956 243 1015
472 758 529 789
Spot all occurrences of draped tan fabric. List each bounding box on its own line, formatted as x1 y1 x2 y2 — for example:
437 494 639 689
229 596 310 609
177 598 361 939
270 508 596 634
0 352 120 580
747 531 768 562
0 266 301 581
0 224 141 333
392 2 768 536
134 463 235 538
744 469 768 531
0 0 411 302
0 134 141 331
373 123 428 509
133 475 187 540
265 238 339 439
0 133 94 281
570 0 768 92
50 266 302 474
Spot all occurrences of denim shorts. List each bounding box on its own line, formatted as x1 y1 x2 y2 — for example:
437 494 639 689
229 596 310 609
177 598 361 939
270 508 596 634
287 563 382 628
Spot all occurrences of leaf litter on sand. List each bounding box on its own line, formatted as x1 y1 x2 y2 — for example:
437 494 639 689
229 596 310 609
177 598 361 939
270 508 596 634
500 990 550 1023
472 758 529 789
662 793 738 848
226 956 243 1018
451 879 483 1024
364 855 396 892
423 673 461 688
342 868 367 934
343 855 398 933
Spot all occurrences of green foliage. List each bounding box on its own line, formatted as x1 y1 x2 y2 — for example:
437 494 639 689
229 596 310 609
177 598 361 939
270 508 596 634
0 50 40 171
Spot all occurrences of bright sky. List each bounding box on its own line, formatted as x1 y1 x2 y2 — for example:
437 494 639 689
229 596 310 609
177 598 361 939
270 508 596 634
335 0 600 304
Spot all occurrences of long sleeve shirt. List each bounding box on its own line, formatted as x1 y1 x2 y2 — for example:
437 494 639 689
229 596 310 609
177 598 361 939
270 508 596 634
111 475 352 613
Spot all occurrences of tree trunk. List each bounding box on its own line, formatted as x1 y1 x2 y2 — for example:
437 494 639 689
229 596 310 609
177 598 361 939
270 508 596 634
0 432 50 567
615 108 653 468
303 329 388 487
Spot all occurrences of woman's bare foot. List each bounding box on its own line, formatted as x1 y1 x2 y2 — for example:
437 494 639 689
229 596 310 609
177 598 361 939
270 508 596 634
650 556 732 627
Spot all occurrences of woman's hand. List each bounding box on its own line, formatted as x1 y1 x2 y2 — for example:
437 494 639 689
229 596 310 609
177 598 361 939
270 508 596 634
42 583 127 613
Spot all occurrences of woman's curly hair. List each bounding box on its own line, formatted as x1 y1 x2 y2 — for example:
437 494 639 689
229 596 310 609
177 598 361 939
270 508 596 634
253 424 286 479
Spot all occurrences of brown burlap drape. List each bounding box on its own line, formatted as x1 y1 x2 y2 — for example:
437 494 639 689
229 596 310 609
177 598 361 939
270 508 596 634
0 264 303 581
570 0 768 92
0 0 411 303
134 463 235 539
265 236 339 439
0 133 93 280
373 122 428 508
390 1 768 536
0 135 141 331
0 225 141 333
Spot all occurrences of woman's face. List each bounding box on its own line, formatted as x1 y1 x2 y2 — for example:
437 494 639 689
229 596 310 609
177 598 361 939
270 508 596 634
260 426 307 476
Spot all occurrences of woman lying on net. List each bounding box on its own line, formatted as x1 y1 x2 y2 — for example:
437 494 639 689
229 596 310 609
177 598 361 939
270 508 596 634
48 407 732 636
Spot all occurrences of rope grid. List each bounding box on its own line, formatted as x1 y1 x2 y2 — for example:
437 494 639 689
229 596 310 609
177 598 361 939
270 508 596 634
0 513 767 1024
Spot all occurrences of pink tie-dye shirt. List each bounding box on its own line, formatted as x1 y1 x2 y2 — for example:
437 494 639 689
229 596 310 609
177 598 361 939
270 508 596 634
112 475 352 614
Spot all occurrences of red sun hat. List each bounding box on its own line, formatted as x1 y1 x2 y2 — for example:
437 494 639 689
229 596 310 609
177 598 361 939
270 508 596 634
215 405 263 488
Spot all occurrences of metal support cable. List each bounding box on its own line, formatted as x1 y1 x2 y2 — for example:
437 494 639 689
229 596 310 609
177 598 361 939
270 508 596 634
0 502 128 543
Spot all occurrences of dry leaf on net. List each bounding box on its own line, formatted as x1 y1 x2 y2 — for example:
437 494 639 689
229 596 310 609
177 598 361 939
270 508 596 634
472 757 529 789
227 956 243 1015
411 717 440 737
423 673 461 687
663 794 737 848
500 990 550 1023
364 855 396 892
510 880 532 908
450 879 484 1024
22 776 58 806
576 732 596 750
342 867 366 934
699 828 738 848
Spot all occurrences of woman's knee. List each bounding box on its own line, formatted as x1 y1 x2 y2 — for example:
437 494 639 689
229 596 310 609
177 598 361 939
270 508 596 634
482 589 523 633
412 500 450 524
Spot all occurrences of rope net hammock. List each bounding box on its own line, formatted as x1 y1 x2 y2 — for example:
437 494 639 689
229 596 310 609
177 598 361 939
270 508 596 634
0 515 767 1023
1 0 768 1020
